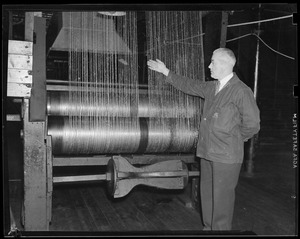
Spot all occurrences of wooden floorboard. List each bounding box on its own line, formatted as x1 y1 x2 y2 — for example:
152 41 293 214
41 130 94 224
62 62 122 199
90 185 128 231
128 189 172 231
232 146 296 236
50 187 83 231
7 145 297 236
135 189 187 231
68 186 98 231
115 191 158 231
138 188 203 231
48 184 203 233
171 198 203 230
233 177 296 235
102 188 151 231
79 187 112 231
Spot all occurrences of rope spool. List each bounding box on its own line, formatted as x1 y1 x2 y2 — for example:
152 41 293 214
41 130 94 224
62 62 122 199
47 91 198 118
48 116 198 155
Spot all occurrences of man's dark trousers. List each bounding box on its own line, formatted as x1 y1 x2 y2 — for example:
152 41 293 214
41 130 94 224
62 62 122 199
200 158 242 230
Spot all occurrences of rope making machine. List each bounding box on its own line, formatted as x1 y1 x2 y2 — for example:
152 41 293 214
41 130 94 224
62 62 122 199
6 11 206 230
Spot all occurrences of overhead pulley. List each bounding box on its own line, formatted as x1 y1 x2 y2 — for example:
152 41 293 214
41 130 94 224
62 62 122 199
53 156 200 198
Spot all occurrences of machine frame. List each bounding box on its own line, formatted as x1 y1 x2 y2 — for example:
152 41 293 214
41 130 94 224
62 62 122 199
6 13 200 231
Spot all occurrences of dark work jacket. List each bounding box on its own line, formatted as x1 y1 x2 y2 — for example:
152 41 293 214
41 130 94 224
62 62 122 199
166 71 260 164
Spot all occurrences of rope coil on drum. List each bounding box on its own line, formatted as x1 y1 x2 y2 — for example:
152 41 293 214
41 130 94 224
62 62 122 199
47 93 199 155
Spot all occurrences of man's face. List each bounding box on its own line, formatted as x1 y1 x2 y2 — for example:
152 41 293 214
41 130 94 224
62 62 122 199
208 52 226 80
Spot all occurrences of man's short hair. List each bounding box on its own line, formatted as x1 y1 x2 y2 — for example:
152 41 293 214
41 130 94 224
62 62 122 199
214 48 236 67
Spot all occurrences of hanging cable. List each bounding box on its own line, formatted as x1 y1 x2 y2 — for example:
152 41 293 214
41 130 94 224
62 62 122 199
227 14 293 28
226 33 295 60
226 33 253 42
165 33 205 45
145 14 293 55
254 33 295 60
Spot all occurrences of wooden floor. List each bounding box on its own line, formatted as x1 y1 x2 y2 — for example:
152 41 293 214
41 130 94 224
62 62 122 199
232 147 297 236
50 183 203 234
7 136 297 236
8 145 297 236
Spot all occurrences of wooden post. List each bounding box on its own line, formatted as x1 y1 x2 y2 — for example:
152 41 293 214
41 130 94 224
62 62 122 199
244 4 261 177
22 12 49 231
220 11 228 47
23 99 48 230
25 12 34 41
25 12 42 41
29 16 47 121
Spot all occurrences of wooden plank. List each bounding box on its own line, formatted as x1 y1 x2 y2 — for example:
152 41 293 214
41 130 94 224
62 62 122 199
103 195 143 231
159 200 201 231
8 40 33 55
7 83 31 97
93 185 156 231
128 154 196 164
53 156 110 166
171 196 203 230
68 187 98 231
8 69 32 84
145 187 202 231
8 54 32 70
90 185 128 231
136 190 183 231
79 187 112 231
53 154 196 167
129 189 170 231
234 180 296 235
50 187 83 231
114 191 158 231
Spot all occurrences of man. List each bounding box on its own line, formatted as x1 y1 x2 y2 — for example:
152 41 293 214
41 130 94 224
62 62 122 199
147 48 260 231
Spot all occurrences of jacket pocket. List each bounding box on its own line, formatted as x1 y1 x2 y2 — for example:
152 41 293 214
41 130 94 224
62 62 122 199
209 128 231 155
209 104 237 157
212 105 237 132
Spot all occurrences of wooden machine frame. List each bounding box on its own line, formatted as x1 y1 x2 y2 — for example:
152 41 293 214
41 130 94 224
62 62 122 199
6 13 200 231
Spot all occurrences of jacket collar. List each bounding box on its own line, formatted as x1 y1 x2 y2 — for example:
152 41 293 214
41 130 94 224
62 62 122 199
225 72 239 86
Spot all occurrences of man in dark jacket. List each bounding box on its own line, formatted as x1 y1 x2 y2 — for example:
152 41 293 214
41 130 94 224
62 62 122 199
147 48 260 231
